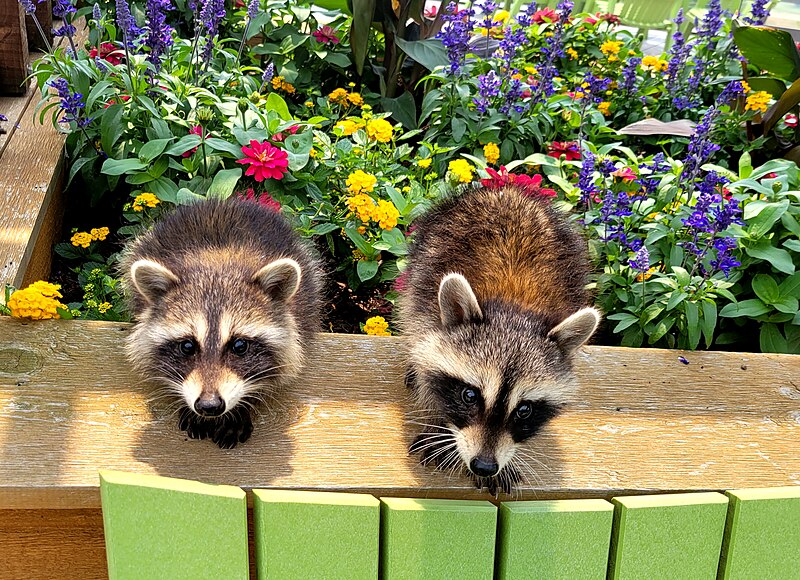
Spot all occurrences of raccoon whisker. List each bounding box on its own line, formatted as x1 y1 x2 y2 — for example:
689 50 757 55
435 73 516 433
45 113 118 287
425 442 458 467
511 456 546 490
410 437 457 455
514 451 554 474
405 421 458 433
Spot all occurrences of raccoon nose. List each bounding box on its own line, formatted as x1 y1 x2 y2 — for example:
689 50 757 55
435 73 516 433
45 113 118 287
194 396 225 417
469 456 499 477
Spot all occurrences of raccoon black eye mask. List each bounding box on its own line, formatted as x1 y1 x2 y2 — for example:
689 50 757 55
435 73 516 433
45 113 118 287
120 199 322 449
398 184 601 494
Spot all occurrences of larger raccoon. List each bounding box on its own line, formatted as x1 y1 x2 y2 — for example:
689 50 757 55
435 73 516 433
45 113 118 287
120 199 322 448
399 184 600 493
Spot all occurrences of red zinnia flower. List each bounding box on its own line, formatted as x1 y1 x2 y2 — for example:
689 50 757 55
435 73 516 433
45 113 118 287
182 125 203 158
90 42 124 66
785 113 798 127
237 187 282 212
611 167 637 182
237 140 289 182
271 124 300 143
481 167 557 198
531 7 558 23
103 94 130 108
547 141 581 161
585 12 620 25
312 26 340 45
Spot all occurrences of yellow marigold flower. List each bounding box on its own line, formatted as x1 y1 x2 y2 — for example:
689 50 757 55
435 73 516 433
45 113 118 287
635 266 659 282
304 100 314 107
328 88 349 105
309 148 318 158
346 193 376 222
366 118 393 143
364 315 391 336
448 159 474 183
566 47 578 60
417 158 432 168
346 170 378 195
372 199 399 230
740 80 751 93
7 281 66 320
334 119 364 136
347 92 364 106
90 227 110 241
608 55 619 63
357 226 367 234
71 231 93 248
641 55 669 72
98 302 112 313
746 91 771 113
598 101 611 116
132 192 160 212
524 65 537 75
484 142 500 165
493 9 509 23
600 40 622 56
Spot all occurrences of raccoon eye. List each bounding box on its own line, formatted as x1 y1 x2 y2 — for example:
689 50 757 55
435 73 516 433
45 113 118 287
231 338 249 356
515 403 532 420
461 387 478 405
179 339 197 356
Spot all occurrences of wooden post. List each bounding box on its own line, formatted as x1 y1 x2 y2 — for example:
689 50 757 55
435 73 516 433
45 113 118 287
25 0 53 53
0 0 29 96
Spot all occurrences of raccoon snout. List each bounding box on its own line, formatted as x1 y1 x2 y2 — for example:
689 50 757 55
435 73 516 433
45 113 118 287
193 394 225 417
469 455 499 477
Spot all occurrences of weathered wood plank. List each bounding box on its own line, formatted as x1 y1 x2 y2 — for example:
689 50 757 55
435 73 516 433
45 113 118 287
1 319 799 509
0 0 29 96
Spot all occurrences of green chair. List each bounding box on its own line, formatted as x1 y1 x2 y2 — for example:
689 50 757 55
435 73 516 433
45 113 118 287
584 0 692 49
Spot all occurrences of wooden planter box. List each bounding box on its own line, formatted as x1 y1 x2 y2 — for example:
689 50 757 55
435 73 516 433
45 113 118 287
1 318 799 578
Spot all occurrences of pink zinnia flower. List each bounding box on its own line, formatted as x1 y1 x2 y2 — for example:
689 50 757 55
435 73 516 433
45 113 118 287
182 125 203 158
312 26 340 45
531 7 558 23
785 113 798 127
237 187 282 212
481 167 556 198
547 141 581 161
611 167 637 182
424 5 437 18
271 125 300 143
90 42 124 65
585 12 620 25
237 140 289 182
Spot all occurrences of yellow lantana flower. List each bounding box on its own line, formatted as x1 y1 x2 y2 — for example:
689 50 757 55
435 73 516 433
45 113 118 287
746 91 771 113
417 158 432 168
372 199 400 230
346 193 376 223
132 193 161 212
7 281 66 320
566 47 578 60
328 88 349 105
600 40 623 56
90 227 110 241
364 315 391 336
366 118 393 143
598 101 611 116
347 92 364 106
346 170 378 195
484 142 500 165
448 159 474 183
71 232 93 248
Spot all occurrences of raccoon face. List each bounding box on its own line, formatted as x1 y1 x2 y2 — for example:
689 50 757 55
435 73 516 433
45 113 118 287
126 257 303 417
409 273 600 489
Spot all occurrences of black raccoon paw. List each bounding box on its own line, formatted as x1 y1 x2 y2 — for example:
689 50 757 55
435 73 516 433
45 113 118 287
178 408 214 440
211 410 253 449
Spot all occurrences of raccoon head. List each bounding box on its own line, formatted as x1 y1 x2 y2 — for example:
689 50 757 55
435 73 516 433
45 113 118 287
126 256 304 417
409 273 600 488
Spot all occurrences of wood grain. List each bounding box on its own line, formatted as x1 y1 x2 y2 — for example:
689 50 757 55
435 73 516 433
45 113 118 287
1 318 799 510
0 0 28 96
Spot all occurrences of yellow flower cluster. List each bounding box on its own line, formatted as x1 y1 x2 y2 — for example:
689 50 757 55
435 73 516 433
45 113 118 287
740 80 751 93
372 199 400 230
6 281 66 320
598 101 611 116
98 302 112 313
271 76 296 95
635 266 659 282
133 192 160 212
334 118 366 136
90 227 110 241
641 55 668 72
346 194 399 230
566 47 578 60
600 40 622 56
417 158 432 168
366 118 393 143
347 92 364 106
71 232 93 248
448 159 474 183
746 91 771 113
363 315 391 336
329 88 348 104
347 193 376 223
346 170 377 194
484 142 500 165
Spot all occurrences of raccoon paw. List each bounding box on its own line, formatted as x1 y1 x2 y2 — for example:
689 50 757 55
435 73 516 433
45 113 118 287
471 466 520 496
211 409 254 449
178 407 215 440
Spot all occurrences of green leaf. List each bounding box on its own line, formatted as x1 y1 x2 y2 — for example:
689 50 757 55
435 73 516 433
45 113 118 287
349 0 376 75
640 303 663 325
745 241 796 274
357 259 379 281
738 150 753 179
380 91 417 130
719 298 771 318
394 37 450 71
612 314 639 333
752 273 781 304
649 316 675 343
100 103 125 154
451 117 467 143
779 271 800 298
101 157 147 176
744 199 789 238
734 25 800 82
745 76 787 99
666 290 689 310
344 226 376 258
125 172 155 185
164 134 202 156
773 296 799 314
265 93 291 121
764 76 800 134
138 138 172 163
176 187 205 205
672 266 690 286
760 323 790 353
206 168 242 200
701 301 717 348
205 138 243 157
783 239 800 253
685 301 701 350
311 223 339 235
385 185 408 214
284 131 312 171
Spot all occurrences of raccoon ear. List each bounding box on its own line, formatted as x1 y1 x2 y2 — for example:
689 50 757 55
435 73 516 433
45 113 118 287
548 307 601 354
253 258 302 302
130 260 179 304
438 273 483 327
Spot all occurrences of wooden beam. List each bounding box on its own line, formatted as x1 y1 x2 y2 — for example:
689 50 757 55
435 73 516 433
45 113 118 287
1 319 799 510
25 0 52 53
0 0 28 96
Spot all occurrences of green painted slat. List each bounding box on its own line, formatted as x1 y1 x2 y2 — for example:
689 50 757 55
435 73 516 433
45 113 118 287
99 470 248 580
379 497 497 580
497 499 614 580
718 486 800 579
609 492 729 580
253 489 380 580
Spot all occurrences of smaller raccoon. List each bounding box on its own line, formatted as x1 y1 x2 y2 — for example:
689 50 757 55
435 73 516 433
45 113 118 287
399 185 600 494
120 198 322 448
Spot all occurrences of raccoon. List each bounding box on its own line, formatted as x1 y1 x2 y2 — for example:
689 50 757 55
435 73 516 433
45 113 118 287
399 185 600 493
120 198 322 448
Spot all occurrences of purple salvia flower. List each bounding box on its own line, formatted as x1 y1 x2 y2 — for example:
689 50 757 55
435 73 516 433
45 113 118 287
578 151 598 206
501 77 526 114
116 0 141 47
199 0 226 64
599 158 617 176
494 25 527 69
144 0 174 79
93 3 102 21
49 77 91 127
474 70 502 113
437 2 476 75
53 24 76 38
744 0 770 25
629 245 650 273
262 62 274 83
531 0 572 102
696 0 725 44
247 0 259 19
19 0 36 14
52 0 76 18
621 56 640 94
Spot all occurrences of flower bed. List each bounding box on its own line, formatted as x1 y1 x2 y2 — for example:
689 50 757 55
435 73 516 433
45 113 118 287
3 0 800 353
